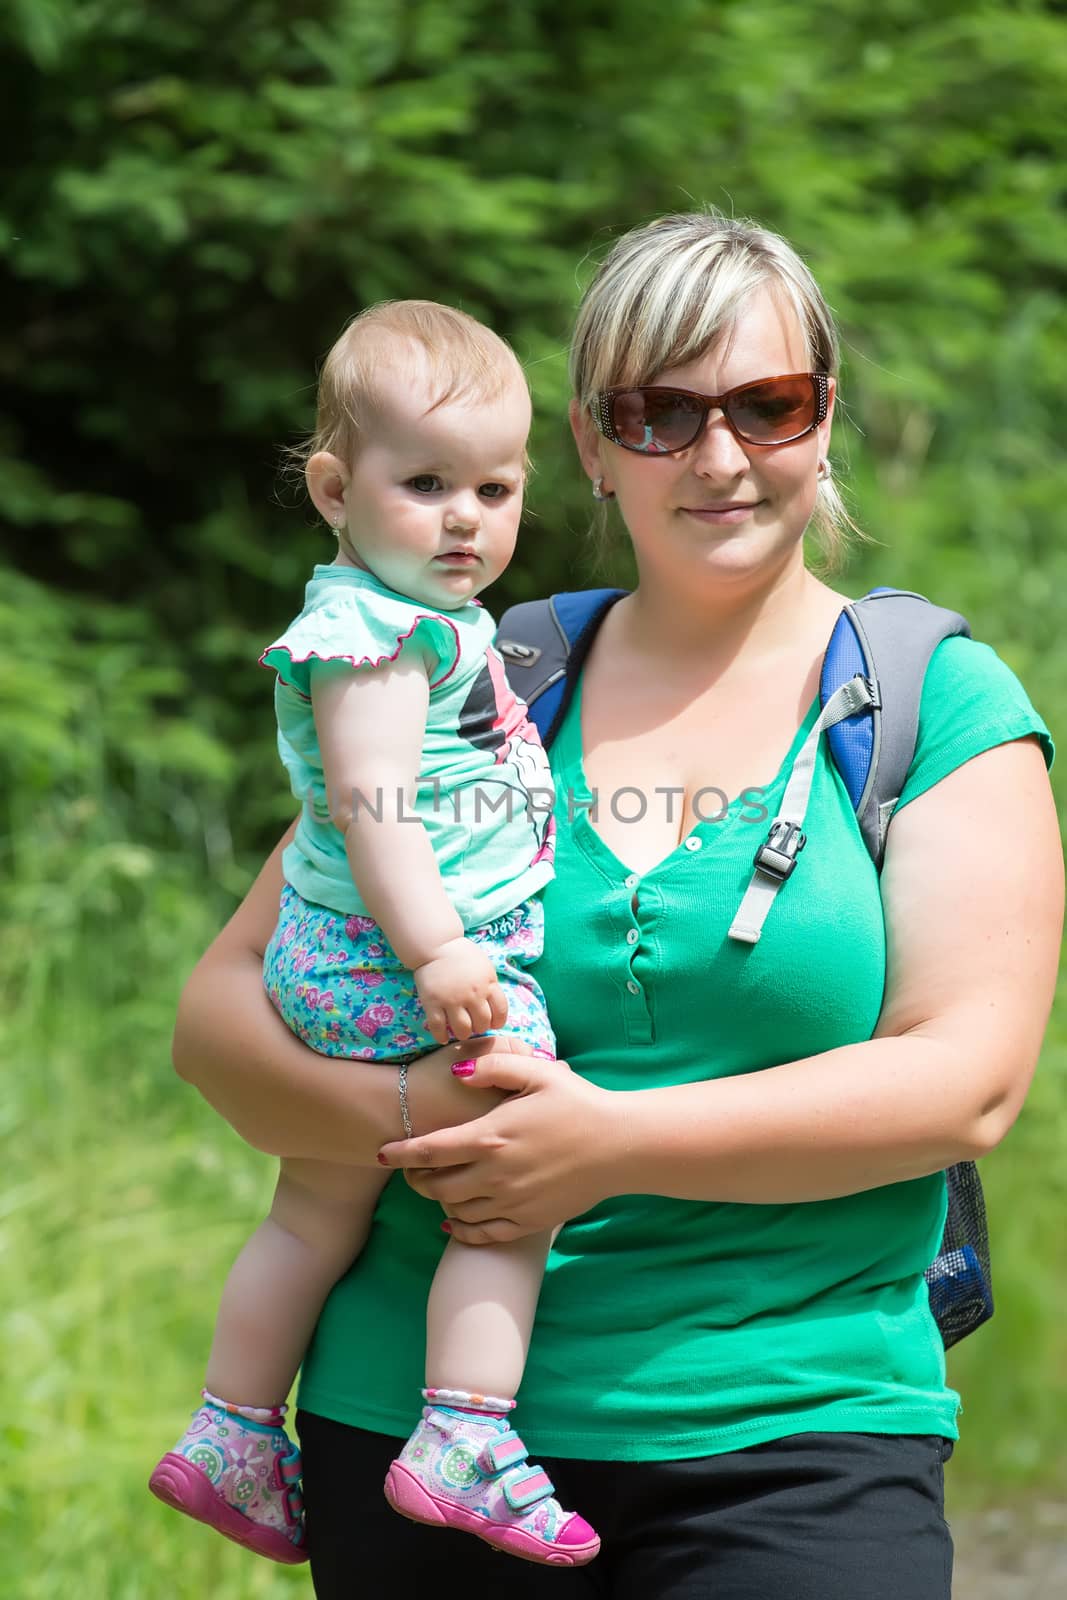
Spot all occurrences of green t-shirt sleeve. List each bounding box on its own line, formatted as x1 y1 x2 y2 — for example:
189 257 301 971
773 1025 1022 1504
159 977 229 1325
895 635 1054 812
260 593 462 698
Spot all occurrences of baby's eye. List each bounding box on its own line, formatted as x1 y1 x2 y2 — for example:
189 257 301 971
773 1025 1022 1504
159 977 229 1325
407 474 443 494
478 482 511 501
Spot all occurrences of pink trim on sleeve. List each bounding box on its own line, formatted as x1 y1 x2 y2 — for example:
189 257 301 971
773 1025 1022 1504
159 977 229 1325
258 612 462 693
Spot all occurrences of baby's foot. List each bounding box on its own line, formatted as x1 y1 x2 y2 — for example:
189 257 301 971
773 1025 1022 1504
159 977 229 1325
384 1394 599 1566
149 1395 307 1564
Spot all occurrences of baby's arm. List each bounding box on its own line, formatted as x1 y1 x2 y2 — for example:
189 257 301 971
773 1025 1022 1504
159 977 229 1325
311 653 507 1043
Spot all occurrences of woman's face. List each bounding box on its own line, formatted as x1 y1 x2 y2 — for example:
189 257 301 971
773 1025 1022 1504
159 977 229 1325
571 283 835 595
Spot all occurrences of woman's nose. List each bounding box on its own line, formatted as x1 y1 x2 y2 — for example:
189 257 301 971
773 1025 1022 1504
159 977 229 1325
689 411 750 477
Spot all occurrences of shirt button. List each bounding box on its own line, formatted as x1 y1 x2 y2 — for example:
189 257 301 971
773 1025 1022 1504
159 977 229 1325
684 836 703 852
626 979 640 995
624 873 639 889
626 928 639 945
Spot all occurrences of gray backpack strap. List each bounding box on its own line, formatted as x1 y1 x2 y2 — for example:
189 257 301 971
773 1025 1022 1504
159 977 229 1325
495 598 571 707
496 589 627 746
846 591 971 867
728 676 879 944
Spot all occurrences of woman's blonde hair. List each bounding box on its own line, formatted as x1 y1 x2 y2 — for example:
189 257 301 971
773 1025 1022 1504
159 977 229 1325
570 211 860 566
304 299 528 467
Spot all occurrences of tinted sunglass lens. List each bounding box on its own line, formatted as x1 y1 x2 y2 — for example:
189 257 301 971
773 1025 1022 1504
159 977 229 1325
612 390 704 453
728 377 815 443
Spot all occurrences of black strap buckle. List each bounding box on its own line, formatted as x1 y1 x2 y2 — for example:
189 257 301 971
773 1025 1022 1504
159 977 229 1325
753 820 806 882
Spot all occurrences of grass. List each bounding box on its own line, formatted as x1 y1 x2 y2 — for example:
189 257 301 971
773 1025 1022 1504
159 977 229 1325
3 866 1065 1595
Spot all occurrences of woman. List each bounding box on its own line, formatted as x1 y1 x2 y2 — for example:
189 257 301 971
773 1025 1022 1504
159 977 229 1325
173 212 1061 1598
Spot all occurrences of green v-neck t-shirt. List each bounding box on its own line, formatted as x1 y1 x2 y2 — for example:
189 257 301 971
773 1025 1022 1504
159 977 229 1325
297 633 1052 1460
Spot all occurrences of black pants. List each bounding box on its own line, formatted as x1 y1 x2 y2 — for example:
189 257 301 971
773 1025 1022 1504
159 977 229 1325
297 1410 954 1599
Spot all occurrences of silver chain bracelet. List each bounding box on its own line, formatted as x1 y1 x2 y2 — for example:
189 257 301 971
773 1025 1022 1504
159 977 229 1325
397 1062 413 1138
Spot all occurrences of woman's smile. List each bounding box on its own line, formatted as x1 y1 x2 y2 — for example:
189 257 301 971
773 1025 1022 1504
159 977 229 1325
680 500 764 524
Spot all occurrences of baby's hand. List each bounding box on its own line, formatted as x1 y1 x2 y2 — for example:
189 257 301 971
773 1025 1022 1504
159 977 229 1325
414 938 509 1044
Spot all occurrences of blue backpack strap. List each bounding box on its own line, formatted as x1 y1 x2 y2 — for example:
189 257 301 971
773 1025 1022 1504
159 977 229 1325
495 588 627 746
823 588 971 867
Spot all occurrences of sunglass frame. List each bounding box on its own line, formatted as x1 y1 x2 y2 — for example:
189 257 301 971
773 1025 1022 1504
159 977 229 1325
592 372 829 455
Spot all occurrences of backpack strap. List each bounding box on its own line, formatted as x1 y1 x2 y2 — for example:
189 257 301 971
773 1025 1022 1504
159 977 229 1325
824 588 971 868
496 588 626 746
495 583 971 904
728 588 971 943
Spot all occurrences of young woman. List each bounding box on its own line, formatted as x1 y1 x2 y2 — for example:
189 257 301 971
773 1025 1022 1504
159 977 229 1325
171 212 1061 1598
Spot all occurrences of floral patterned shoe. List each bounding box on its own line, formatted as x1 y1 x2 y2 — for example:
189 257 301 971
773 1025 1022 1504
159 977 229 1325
384 1390 600 1567
149 1395 307 1564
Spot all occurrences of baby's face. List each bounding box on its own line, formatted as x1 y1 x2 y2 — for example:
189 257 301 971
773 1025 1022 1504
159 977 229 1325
336 369 531 611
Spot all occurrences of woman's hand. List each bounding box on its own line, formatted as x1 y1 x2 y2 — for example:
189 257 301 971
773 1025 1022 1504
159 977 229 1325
404 1034 525 1133
378 1052 630 1243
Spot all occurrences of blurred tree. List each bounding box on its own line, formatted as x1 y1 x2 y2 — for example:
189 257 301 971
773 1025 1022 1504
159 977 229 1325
1 0 1065 868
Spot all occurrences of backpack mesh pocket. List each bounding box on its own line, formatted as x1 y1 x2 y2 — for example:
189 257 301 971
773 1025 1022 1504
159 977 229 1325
924 1160 993 1348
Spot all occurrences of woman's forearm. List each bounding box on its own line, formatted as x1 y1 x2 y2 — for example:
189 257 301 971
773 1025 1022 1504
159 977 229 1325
171 820 511 1163
612 1027 1023 1205
173 938 510 1163
173 944 404 1161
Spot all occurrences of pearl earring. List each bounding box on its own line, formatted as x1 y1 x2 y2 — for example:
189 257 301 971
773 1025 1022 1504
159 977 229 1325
592 477 615 502
817 459 832 482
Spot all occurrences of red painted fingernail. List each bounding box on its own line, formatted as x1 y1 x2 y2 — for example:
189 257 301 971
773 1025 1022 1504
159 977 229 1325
376 1152 390 1166
451 1061 476 1077
440 1220 453 1233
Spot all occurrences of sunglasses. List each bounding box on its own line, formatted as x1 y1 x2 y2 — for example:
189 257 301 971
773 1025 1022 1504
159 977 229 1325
591 372 829 455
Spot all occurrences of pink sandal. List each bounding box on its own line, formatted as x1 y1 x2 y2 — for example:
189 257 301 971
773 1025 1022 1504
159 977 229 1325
384 1393 599 1567
149 1397 307 1565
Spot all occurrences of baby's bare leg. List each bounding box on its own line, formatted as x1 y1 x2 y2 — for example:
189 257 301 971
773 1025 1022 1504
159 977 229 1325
388 1227 599 1562
205 1157 388 1405
425 1227 558 1399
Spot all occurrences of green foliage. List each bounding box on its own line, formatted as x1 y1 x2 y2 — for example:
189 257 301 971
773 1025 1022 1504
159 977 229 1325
3 1 1067 1587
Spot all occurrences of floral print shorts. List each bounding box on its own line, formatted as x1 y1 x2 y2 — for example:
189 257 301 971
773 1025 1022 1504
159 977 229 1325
263 885 555 1061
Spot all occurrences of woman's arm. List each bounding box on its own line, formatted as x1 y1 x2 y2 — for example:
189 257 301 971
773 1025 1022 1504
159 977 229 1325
624 735 1062 1198
383 737 1063 1239
172 824 512 1163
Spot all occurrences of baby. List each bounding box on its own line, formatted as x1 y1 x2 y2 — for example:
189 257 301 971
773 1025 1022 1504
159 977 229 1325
149 301 598 1569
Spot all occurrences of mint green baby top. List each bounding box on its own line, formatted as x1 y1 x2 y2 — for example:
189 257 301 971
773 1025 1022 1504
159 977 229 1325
298 631 1052 1459
261 566 554 927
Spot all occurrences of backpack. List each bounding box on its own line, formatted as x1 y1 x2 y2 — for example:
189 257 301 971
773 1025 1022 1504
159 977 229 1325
496 585 992 1350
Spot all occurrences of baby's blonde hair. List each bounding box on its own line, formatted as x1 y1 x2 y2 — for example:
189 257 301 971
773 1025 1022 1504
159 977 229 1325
570 211 861 566
307 300 528 467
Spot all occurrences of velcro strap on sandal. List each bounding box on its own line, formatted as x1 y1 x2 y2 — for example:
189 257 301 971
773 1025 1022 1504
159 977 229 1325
502 1465 555 1511
273 1446 305 1525
423 1408 460 1434
478 1429 529 1475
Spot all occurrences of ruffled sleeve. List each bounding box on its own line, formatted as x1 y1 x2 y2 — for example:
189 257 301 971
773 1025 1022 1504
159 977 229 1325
260 590 463 699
